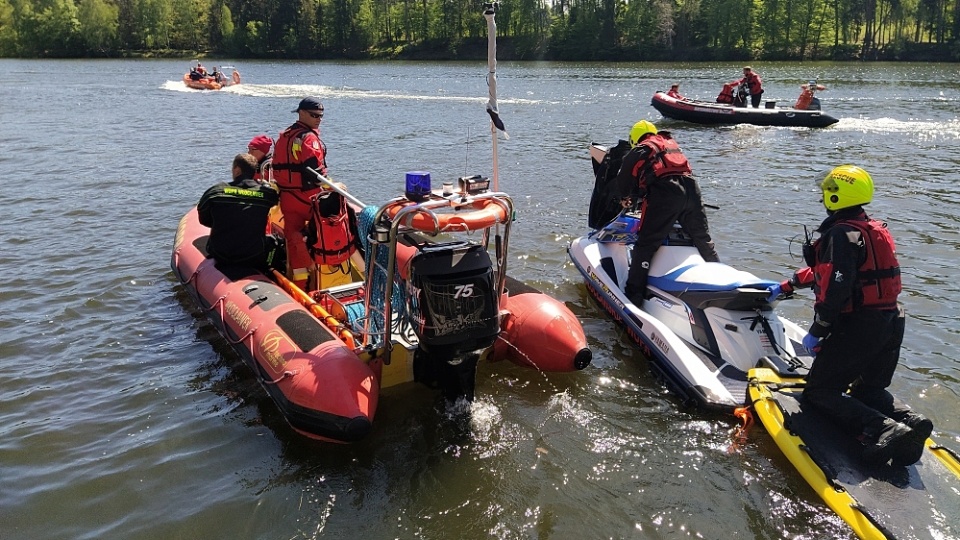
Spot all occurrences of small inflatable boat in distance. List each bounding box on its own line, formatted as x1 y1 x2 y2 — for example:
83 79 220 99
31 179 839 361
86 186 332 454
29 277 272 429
650 91 839 128
182 68 241 91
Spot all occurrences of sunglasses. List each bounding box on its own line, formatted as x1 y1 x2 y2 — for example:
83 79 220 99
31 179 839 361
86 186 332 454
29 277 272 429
305 110 323 119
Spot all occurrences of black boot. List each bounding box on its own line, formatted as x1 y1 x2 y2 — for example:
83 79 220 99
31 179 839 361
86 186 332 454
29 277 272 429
899 411 933 439
624 261 650 306
624 286 646 307
861 418 920 466
890 412 933 467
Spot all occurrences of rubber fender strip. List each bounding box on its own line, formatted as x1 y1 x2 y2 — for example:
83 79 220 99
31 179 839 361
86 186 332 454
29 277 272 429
930 444 960 478
849 502 897 540
771 381 807 391
797 443 844 492
930 443 960 463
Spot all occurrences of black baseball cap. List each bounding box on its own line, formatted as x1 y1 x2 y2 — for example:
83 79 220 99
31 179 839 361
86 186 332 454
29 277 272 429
293 96 323 112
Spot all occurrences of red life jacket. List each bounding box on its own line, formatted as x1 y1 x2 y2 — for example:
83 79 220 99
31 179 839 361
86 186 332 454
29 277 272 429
741 73 762 95
814 217 901 311
794 88 814 110
272 124 327 191
717 84 735 104
306 191 357 266
634 133 692 180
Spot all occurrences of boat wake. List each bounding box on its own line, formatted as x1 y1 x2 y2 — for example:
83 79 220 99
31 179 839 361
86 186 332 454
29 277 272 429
163 80 542 104
833 117 960 138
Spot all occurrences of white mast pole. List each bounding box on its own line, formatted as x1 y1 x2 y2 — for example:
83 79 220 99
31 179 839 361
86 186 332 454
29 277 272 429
484 3 508 192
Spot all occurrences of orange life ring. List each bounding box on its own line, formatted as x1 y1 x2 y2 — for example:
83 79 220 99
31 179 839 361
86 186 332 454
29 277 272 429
384 198 509 233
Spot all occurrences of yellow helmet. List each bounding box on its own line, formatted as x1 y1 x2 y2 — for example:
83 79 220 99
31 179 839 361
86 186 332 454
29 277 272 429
628 120 658 146
821 165 874 211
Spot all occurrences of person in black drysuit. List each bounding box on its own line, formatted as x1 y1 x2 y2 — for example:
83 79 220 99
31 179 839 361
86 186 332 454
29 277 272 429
197 153 280 269
612 120 719 306
766 165 932 467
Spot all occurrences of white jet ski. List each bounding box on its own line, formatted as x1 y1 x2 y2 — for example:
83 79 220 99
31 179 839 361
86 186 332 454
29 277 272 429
567 143 813 410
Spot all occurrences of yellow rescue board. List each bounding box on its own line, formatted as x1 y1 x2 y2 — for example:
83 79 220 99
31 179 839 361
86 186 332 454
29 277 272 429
747 367 960 540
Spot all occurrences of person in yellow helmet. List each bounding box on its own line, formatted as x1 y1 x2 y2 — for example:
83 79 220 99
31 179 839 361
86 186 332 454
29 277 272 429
766 165 931 467
613 120 719 305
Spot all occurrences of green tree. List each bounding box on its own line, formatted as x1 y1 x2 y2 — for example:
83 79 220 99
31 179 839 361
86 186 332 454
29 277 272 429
0 0 18 56
78 0 119 54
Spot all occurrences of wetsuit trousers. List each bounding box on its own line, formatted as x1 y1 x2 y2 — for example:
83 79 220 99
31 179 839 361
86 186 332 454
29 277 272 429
279 188 323 289
625 176 718 296
802 307 911 436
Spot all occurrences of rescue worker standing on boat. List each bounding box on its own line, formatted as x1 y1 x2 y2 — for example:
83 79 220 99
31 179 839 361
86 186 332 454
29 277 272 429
614 120 719 305
737 66 764 108
767 165 932 467
271 96 329 289
197 153 279 269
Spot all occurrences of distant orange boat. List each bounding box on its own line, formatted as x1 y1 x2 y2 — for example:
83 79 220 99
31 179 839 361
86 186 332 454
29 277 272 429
182 68 240 91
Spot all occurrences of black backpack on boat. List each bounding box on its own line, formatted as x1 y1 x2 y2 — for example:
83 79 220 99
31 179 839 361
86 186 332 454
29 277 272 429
588 139 633 229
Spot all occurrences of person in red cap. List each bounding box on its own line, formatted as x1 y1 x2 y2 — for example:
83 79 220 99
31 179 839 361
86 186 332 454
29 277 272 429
247 134 273 181
271 96 329 289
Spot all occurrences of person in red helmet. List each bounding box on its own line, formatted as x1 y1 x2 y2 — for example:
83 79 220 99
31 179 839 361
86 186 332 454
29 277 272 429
271 97 329 289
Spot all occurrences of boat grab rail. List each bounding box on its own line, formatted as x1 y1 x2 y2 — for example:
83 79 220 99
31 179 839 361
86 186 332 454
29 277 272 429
364 191 514 357
270 269 359 351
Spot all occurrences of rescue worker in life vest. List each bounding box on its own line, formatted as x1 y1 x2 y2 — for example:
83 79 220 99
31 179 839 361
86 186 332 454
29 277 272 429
736 66 764 108
271 96 329 289
766 165 932 467
613 120 719 306
197 153 280 268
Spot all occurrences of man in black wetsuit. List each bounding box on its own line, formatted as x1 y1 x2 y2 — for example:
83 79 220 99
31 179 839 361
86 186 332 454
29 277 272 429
613 120 719 305
197 153 279 268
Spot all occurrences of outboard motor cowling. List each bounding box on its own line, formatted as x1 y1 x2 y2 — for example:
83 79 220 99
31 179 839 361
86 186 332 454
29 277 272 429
407 241 499 401
408 241 499 353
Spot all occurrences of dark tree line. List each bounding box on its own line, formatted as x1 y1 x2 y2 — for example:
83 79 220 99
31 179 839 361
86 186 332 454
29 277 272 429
1 0 958 60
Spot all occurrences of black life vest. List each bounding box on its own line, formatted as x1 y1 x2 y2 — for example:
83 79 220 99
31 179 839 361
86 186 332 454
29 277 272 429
814 217 901 311
634 133 692 180
306 191 357 266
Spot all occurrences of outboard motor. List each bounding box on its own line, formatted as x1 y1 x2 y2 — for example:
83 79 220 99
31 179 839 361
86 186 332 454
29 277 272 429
407 240 499 401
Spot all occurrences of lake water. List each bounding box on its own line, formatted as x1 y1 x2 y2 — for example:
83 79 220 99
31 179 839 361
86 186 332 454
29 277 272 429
1 58 958 539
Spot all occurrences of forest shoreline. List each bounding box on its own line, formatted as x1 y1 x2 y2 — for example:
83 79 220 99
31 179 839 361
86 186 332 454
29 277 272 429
12 36 957 63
